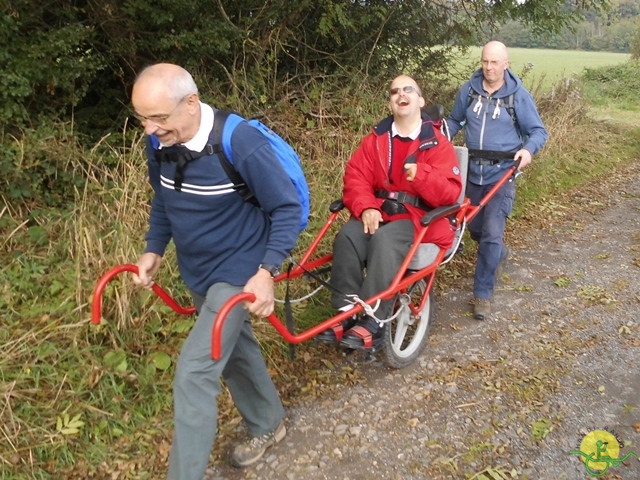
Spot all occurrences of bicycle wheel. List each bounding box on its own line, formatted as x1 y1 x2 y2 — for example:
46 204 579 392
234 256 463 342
382 279 434 369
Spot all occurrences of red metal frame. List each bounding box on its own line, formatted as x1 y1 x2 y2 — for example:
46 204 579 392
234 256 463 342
91 164 519 361
91 264 196 325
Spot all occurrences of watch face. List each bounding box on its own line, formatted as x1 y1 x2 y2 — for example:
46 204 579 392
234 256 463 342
261 264 279 277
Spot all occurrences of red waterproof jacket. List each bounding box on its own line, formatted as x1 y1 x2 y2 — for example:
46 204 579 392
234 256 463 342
343 114 462 249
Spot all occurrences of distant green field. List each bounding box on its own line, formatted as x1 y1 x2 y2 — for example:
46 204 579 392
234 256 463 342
453 47 631 91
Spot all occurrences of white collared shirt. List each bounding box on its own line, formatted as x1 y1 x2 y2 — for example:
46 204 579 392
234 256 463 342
391 121 421 140
181 102 214 152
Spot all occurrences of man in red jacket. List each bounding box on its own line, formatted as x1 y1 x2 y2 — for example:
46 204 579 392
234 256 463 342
317 75 462 349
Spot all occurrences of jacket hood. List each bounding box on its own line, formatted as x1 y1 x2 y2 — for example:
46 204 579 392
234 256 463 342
469 68 521 97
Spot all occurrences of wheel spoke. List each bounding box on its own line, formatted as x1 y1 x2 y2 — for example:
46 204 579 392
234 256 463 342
393 312 409 350
383 279 432 368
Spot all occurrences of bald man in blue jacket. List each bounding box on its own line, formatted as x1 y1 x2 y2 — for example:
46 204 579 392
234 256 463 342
448 41 548 320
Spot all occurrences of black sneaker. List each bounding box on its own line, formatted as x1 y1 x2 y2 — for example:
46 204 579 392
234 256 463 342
316 315 357 344
339 316 384 350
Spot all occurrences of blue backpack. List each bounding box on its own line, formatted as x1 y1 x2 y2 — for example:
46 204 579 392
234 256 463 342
213 110 310 232
151 110 310 232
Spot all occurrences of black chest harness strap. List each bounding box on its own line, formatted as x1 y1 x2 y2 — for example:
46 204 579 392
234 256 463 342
156 144 214 191
374 190 431 215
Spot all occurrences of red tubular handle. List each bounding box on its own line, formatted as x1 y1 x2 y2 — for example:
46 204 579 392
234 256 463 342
464 163 519 225
210 292 360 361
211 292 255 360
91 264 196 325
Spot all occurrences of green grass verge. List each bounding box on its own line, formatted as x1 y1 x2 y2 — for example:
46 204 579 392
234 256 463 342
451 46 631 92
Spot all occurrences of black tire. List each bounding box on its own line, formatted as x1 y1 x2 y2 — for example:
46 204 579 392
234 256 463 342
382 279 434 369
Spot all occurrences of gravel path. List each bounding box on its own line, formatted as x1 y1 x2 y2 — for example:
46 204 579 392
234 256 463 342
204 170 640 480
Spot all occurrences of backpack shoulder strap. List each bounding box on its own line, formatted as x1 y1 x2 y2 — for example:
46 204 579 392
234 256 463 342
211 110 255 203
505 93 516 126
217 111 245 163
466 86 474 108
211 110 239 180
211 110 231 147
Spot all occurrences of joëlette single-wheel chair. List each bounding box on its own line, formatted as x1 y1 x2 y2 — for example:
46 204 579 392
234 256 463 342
91 106 520 369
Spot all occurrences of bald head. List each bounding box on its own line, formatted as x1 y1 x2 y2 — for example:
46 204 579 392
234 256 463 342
482 41 509 62
389 75 422 97
388 74 425 127
133 63 198 104
131 63 201 146
480 41 510 90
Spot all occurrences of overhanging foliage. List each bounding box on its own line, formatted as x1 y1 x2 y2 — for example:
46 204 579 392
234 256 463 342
2 0 610 134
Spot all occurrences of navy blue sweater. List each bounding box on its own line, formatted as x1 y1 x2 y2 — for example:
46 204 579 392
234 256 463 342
144 110 301 296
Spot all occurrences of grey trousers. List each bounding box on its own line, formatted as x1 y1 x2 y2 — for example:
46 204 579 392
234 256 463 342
167 282 285 480
330 218 414 318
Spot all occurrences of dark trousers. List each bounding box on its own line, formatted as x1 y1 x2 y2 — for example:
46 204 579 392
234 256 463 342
466 178 515 299
330 218 414 318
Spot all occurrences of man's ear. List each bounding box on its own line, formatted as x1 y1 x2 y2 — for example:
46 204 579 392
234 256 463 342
185 93 200 111
419 96 425 108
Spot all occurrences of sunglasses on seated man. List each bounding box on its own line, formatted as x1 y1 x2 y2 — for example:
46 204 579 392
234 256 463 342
388 85 422 97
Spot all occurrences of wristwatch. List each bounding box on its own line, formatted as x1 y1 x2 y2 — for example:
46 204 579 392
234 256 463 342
259 263 280 278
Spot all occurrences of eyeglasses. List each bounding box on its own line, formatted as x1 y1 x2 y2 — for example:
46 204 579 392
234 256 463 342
133 96 188 125
388 85 421 97
481 59 506 67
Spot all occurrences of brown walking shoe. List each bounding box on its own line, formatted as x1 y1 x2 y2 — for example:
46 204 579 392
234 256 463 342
232 420 287 467
473 297 491 321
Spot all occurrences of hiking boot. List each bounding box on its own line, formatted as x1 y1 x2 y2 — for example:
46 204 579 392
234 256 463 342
473 298 491 321
495 246 511 279
232 420 287 467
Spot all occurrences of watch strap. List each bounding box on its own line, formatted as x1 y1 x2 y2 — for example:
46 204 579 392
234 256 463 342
259 263 280 278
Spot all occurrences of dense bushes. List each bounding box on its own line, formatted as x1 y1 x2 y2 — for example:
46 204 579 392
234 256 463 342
2 0 606 131
1 0 610 212
582 61 640 105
